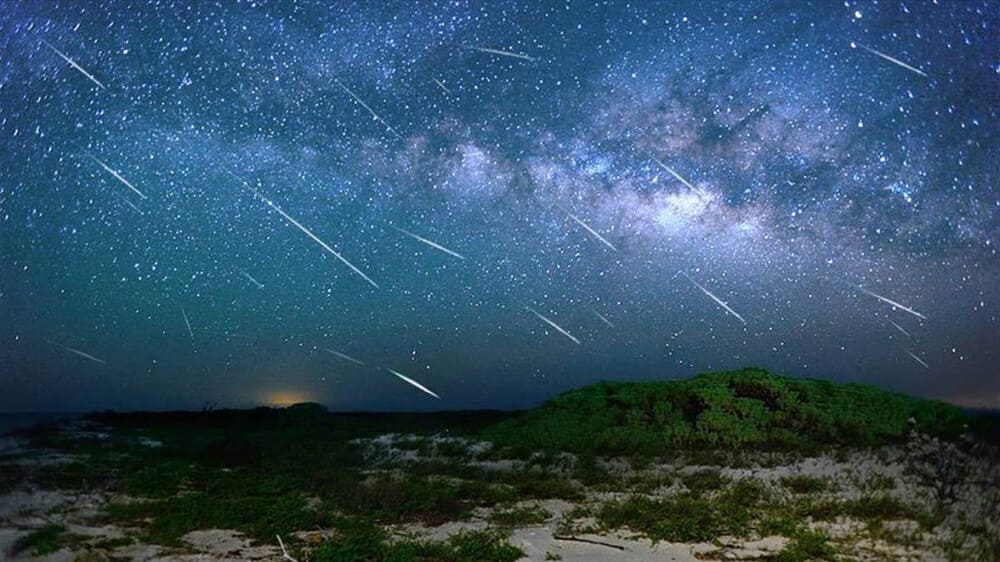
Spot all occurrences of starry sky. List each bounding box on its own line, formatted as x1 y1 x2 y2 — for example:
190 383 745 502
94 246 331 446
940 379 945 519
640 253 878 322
0 0 997 413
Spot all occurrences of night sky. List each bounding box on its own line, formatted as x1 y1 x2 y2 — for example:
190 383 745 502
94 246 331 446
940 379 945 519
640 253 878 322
1 0 997 413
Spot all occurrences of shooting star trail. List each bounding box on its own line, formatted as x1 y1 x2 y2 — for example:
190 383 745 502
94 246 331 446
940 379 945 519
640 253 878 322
41 40 105 89
563 209 617 252
592 309 615 328
387 368 441 399
334 79 401 138
87 154 147 199
904 349 929 369
647 153 710 198
227 171 379 288
888 319 910 338
855 43 928 78
320 347 365 366
49 340 106 365
432 77 450 94
117 195 143 214
463 45 536 61
682 273 747 325
181 307 194 340
524 305 581 344
237 268 264 288
391 225 466 260
857 287 927 320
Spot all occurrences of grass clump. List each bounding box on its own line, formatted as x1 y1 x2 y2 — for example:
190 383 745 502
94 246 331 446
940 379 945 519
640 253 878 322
483 368 971 456
488 504 551 527
13 524 65 556
598 480 769 542
774 530 835 562
781 475 828 494
311 519 522 562
681 469 728 495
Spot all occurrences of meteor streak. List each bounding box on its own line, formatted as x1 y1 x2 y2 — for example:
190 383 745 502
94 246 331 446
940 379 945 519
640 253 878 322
647 153 709 198
117 195 143 214
237 268 264 288
463 45 536 61
41 40 106 89
592 309 615 328
391 225 466 260
904 349 929 369
563 209 617 252
855 43 928 78
857 287 927 320
49 340 106 365
181 307 194 340
432 77 450 94
321 347 365 366
682 273 747 325
387 368 440 399
228 172 379 289
888 319 910 338
334 79 401 138
524 305 581 344
88 154 147 199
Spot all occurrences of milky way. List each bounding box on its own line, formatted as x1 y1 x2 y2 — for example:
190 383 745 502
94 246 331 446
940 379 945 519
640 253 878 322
0 1 997 412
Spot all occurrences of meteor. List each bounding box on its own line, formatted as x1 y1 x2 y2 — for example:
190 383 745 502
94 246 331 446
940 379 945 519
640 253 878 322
682 273 747 325
432 77 451 94
857 287 927 320
888 319 910 338
392 225 465 260
524 305 581 345
463 45 536 61
855 43 928 78
387 368 440 399
41 40 105 89
563 209 617 252
237 268 264 288
117 195 143 214
87 154 147 199
592 309 615 328
181 307 194 340
320 347 365 366
647 153 709 198
228 172 379 289
904 349 929 369
334 79 401 138
49 340 106 365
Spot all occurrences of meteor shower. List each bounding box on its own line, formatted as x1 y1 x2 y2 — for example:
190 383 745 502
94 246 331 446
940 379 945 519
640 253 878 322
1 1 998 561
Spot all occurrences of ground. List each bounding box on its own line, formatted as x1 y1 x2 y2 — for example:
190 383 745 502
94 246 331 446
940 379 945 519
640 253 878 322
2 371 999 561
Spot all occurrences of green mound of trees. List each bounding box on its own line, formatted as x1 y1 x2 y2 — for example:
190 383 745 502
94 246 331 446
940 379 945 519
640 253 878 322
482 368 969 455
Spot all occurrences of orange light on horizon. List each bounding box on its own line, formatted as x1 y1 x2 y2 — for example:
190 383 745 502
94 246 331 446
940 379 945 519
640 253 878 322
264 391 312 407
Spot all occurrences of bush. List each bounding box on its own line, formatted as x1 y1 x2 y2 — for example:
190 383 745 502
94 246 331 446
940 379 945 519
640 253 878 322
483 368 970 456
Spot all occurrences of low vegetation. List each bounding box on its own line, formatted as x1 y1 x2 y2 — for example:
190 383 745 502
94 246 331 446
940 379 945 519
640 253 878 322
311 520 523 562
483 368 975 456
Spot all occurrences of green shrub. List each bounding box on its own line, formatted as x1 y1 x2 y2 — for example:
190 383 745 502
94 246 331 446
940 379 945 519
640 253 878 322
488 505 551 526
483 368 970 456
13 524 65 556
681 470 728 495
774 530 835 562
311 521 523 562
781 475 828 494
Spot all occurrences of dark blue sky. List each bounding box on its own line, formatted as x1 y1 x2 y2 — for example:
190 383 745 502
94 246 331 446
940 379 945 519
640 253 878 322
1 0 997 412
